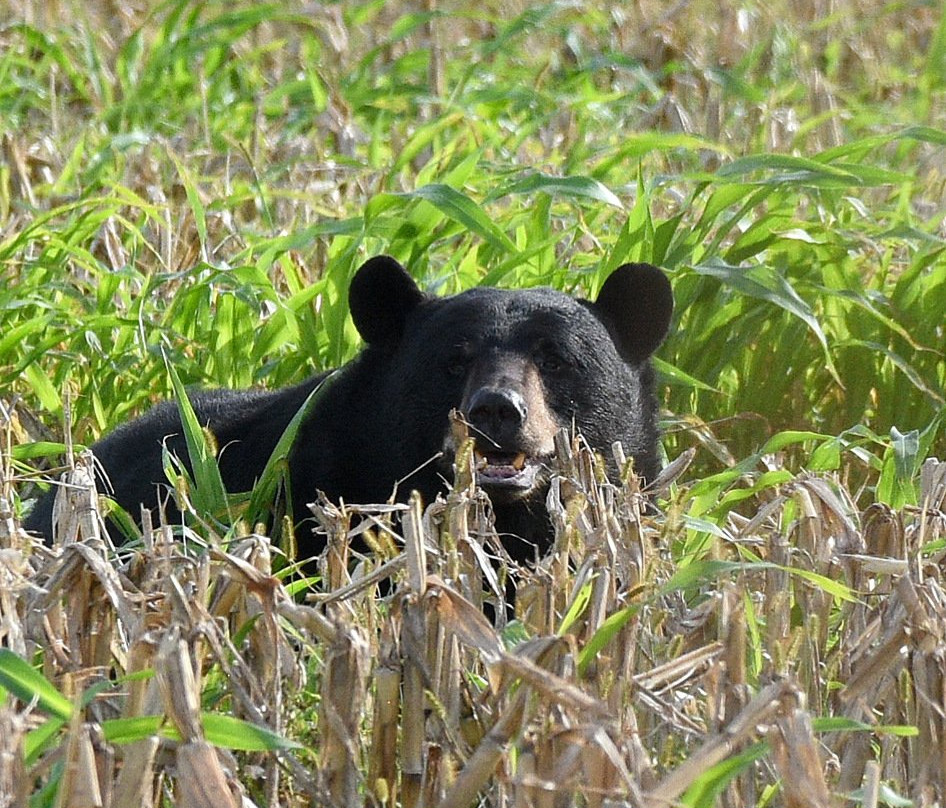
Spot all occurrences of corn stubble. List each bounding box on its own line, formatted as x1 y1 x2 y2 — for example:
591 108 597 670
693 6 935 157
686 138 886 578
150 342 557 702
2 443 946 807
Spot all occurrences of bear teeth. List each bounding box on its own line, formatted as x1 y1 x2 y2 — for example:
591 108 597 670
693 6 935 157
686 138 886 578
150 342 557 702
474 450 529 472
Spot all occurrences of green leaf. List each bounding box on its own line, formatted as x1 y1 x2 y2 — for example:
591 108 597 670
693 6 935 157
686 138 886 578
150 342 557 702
661 559 745 594
682 515 733 540
693 258 839 382
201 713 302 751
164 353 230 519
0 649 73 721
101 715 166 744
598 175 653 276
680 742 767 808
923 9 946 88
850 340 946 406
557 577 594 635
102 713 301 751
900 124 946 145
24 362 63 414
783 566 859 604
809 438 842 471
391 184 518 254
491 172 623 209
877 427 922 508
576 602 642 677
652 358 719 393
11 441 71 461
891 426 920 481
166 147 207 256
660 559 858 604
245 371 342 526
811 717 918 736
760 430 833 453
713 153 904 187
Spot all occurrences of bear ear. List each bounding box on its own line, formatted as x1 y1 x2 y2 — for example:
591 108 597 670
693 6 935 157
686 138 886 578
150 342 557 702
591 262 674 364
349 255 427 346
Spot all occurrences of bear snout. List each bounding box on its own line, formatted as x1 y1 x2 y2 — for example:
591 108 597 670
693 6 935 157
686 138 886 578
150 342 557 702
464 386 545 495
445 371 560 500
466 387 527 450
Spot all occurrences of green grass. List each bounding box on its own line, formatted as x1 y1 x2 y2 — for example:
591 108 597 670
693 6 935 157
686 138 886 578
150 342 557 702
2 0 946 805
3 1 942 480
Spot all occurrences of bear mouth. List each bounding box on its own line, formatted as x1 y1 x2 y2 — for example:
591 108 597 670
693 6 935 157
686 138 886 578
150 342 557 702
473 449 543 493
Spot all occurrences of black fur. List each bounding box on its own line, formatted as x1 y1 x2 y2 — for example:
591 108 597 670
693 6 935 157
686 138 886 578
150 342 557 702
25 256 673 559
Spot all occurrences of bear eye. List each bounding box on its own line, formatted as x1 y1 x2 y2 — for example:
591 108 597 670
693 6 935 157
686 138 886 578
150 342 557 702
445 346 472 377
534 343 566 373
446 360 468 378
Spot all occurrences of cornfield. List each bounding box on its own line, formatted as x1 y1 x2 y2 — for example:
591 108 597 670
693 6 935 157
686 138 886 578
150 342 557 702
2 0 946 805
3 434 946 805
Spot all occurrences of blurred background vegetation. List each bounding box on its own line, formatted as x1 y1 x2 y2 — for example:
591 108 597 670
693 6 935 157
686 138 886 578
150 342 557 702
2 0 944 499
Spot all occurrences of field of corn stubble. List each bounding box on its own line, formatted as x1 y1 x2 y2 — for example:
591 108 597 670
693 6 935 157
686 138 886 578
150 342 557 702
2 1 946 806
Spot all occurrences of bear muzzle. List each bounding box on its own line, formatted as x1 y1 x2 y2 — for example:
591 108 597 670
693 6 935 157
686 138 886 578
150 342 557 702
446 383 558 500
472 448 545 496
467 387 527 446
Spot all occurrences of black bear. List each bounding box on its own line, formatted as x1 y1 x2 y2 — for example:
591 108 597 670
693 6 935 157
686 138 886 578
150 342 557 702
25 256 673 559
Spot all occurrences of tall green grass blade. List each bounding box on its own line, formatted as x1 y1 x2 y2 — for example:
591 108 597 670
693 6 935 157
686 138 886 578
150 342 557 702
849 340 945 406
164 353 230 521
811 717 919 736
102 713 301 751
557 579 594 635
478 3 557 57
714 153 905 187
491 172 623 209
576 602 641 677
652 358 719 393
680 743 767 808
923 9 946 89
661 559 857 604
166 147 208 258
692 258 839 382
200 713 303 751
23 364 62 414
0 649 73 721
393 184 518 254
599 177 654 277
593 133 727 177
245 371 341 530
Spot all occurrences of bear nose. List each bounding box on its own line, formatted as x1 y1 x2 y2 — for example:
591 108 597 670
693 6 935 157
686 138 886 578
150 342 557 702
466 388 527 446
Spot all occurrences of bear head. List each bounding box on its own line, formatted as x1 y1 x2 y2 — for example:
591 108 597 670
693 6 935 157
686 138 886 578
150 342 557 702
347 255 673 550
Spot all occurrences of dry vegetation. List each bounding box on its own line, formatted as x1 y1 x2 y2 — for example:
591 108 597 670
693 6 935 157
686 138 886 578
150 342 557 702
2 0 946 806
2 436 946 806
